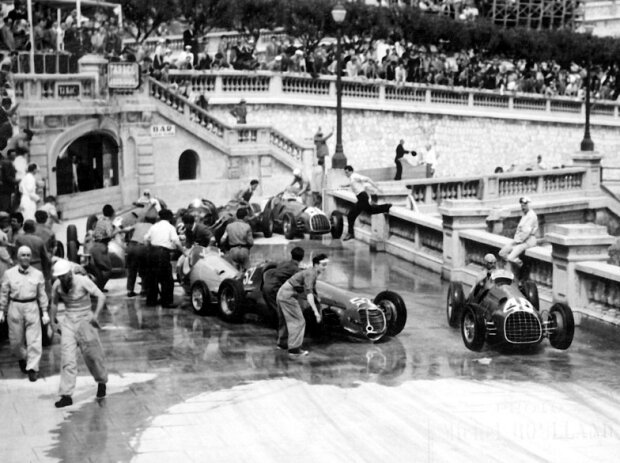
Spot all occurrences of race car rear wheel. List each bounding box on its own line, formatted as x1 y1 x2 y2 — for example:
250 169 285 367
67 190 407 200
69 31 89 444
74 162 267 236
67 240 79 263
191 281 210 315
261 208 273 238
217 278 246 323
520 280 540 311
282 212 297 240
330 211 344 239
548 303 575 350
374 290 407 337
54 241 65 258
66 224 78 244
447 282 465 328
461 304 485 351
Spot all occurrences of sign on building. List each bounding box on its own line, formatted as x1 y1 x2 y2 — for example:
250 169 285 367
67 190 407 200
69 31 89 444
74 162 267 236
57 83 80 97
151 124 176 137
108 62 141 89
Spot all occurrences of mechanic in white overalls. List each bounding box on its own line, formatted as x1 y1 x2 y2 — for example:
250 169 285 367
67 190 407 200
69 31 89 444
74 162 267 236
0 245 49 382
49 259 108 408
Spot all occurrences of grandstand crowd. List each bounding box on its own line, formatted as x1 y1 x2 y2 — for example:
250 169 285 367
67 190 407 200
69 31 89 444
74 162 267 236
1 0 618 101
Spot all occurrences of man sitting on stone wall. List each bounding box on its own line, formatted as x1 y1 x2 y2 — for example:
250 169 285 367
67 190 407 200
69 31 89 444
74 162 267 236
499 196 538 276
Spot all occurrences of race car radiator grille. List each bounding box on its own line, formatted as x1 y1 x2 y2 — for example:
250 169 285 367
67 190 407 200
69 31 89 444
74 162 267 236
360 308 387 335
310 215 330 233
504 312 542 344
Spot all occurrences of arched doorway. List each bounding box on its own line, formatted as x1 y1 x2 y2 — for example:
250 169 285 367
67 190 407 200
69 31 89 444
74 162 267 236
56 132 119 195
179 150 199 180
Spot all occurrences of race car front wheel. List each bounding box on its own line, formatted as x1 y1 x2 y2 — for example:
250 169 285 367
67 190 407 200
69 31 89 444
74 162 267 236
461 304 485 351
330 211 344 239
191 281 211 315
548 303 575 350
282 212 297 240
447 282 465 328
374 290 407 337
217 278 246 323
262 209 274 238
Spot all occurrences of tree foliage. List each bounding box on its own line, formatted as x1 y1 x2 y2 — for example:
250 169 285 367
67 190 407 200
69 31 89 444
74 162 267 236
179 0 228 36
122 0 620 67
121 0 180 43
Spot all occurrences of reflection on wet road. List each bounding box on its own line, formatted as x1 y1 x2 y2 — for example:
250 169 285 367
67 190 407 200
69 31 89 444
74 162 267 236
1 238 620 462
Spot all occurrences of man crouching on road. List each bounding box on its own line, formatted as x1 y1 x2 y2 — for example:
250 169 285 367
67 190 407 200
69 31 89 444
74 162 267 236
276 253 328 358
50 259 108 408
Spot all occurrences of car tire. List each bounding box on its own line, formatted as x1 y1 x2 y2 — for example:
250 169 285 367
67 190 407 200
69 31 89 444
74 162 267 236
447 281 465 328
374 290 407 337
520 280 540 311
190 281 210 315
262 209 273 238
67 240 79 263
66 224 78 244
548 302 575 350
282 212 297 240
330 211 344 239
54 241 65 258
217 278 246 323
461 304 485 351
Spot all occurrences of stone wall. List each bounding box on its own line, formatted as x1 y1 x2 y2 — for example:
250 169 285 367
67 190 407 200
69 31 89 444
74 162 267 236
210 105 620 178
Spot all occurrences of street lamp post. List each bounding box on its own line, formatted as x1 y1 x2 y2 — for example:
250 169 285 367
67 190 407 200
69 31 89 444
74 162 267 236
331 2 347 169
581 25 595 152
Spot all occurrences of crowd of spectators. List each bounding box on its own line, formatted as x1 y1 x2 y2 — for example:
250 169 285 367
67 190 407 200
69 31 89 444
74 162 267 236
0 0 123 60
146 31 620 102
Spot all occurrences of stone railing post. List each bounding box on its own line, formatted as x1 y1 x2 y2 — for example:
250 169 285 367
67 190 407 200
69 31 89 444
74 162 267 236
270 74 283 97
572 152 602 193
370 214 389 252
482 175 498 201
546 224 614 319
439 200 489 280
78 54 108 98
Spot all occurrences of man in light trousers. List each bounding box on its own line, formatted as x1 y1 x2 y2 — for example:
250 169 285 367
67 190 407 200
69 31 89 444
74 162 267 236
0 245 49 382
276 254 327 358
49 259 108 408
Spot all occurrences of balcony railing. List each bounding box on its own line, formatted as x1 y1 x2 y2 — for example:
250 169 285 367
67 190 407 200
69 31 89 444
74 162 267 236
163 70 620 123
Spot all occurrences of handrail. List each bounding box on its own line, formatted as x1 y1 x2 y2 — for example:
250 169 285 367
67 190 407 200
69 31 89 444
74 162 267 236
147 77 310 159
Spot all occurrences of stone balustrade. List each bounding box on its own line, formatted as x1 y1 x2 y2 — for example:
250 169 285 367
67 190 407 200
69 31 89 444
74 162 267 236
326 189 619 326
14 73 96 100
148 77 312 169
164 70 620 124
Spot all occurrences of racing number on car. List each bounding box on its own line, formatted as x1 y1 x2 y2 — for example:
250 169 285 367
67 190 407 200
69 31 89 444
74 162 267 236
243 267 257 286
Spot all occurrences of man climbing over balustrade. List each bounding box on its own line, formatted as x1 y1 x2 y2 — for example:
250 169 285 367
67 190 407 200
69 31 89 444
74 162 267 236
342 165 392 241
499 196 538 277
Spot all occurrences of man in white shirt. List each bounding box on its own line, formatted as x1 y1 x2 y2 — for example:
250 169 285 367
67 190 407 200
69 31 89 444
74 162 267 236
499 196 538 272
342 165 392 241
422 142 438 177
144 209 185 308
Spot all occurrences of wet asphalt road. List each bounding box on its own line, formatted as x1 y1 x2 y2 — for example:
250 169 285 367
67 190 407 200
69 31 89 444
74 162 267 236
1 237 620 462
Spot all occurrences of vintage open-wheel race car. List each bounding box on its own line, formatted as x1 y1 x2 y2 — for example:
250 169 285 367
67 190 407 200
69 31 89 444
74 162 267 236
446 270 574 352
261 192 344 240
213 262 407 343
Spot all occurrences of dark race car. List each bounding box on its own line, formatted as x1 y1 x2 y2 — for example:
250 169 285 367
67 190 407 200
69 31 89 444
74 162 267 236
180 198 219 227
203 261 407 343
446 270 574 352
210 200 265 244
261 193 343 240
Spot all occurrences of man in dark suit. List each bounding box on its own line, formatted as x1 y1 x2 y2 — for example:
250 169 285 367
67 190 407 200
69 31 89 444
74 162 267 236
394 139 416 181
15 220 52 286
263 247 305 332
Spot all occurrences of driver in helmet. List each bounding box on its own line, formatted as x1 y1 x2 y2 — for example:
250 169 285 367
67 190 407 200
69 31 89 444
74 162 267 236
283 168 310 203
467 253 497 302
